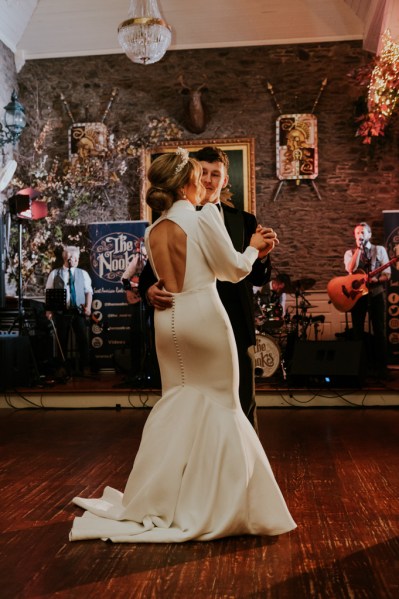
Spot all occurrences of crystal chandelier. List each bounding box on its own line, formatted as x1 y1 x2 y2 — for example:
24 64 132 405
118 0 172 65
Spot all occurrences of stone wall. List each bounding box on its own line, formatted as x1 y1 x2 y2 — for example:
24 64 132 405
0 39 18 206
15 41 399 288
0 40 19 301
0 40 18 122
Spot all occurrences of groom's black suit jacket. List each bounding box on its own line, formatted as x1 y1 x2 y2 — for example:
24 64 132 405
217 203 271 349
138 202 271 351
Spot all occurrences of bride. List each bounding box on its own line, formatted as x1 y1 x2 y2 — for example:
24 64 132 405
70 148 296 543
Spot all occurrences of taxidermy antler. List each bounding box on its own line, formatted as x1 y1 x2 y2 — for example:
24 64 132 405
177 75 209 134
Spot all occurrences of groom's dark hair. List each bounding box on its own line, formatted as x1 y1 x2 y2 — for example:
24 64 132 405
196 146 229 171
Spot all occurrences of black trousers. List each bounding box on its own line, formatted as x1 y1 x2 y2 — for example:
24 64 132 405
53 311 90 371
350 292 388 372
236 342 257 431
129 303 144 376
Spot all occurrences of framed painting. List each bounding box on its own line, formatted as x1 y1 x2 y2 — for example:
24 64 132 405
140 138 256 222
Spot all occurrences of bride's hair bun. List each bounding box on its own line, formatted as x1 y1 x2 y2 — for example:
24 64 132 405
146 186 174 212
145 151 201 211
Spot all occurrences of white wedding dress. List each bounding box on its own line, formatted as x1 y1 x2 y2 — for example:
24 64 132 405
70 201 296 543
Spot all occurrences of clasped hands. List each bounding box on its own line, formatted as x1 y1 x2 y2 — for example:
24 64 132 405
251 225 279 259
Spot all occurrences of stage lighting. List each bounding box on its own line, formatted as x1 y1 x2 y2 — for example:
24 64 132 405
9 188 48 220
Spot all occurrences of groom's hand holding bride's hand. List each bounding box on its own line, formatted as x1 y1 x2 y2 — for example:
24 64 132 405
256 225 279 259
146 279 173 310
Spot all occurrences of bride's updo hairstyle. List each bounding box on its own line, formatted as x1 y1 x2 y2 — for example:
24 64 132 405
146 148 201 212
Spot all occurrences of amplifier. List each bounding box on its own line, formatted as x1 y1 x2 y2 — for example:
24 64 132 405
0 335 34 390
0 308 37 335
288 340 366 388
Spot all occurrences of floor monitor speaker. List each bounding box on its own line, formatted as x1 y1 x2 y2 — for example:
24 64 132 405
288 340 366 388
0 335 33 390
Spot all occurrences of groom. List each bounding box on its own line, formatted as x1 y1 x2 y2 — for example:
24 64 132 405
139 145 276 430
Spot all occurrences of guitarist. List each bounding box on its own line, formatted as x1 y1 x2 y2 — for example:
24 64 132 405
344 222 391 378
120 240 157 385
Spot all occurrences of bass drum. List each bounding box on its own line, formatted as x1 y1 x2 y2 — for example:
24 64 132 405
254 334 281 378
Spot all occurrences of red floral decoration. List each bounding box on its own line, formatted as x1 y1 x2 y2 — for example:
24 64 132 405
348 30 399 144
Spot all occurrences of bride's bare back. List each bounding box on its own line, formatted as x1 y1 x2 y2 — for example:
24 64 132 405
149 220 187 293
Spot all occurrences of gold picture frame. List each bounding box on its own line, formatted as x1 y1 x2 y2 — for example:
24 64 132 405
140 138 256 222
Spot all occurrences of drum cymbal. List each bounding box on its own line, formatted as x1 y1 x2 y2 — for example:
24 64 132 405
287 277 316 292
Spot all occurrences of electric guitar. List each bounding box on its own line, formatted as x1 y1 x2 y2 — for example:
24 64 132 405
327 256 399 312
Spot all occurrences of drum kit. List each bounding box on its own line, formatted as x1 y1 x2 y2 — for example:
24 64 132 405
254 275 325 379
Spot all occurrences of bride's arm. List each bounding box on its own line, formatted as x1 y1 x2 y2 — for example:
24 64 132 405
198 203 259 282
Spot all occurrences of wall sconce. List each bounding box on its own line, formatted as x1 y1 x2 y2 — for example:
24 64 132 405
118 0 172 65
0 91 27 148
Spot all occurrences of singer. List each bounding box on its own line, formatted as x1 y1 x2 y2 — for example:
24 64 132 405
45 245 93 376
344 222 391 379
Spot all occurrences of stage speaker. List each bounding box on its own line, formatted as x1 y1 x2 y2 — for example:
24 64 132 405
0 335 34 390
288 340 366 388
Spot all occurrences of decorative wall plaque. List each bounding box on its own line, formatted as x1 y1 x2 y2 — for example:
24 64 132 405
267 79 327 201
68 122 108 162
276 113 318 181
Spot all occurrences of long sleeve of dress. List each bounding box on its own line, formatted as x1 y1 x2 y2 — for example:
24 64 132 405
198 203 258 282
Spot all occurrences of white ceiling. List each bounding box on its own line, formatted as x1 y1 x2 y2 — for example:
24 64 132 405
0 0 398 72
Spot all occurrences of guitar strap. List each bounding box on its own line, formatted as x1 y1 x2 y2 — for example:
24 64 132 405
359 247 369 266
357 244 386 297
357 244 381 273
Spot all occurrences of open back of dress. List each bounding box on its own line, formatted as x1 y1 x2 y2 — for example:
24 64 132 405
70 201 296 543
148 219 187 293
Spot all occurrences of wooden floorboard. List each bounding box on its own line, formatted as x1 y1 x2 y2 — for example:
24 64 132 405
1 408 398 598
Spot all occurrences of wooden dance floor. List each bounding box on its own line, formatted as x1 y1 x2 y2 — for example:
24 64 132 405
1 407 398 598
2 367 399 410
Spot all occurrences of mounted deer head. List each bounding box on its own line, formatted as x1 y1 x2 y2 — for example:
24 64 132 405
177 75 209 134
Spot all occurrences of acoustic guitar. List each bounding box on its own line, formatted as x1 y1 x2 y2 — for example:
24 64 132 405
124 274 141 305
327 256 399 312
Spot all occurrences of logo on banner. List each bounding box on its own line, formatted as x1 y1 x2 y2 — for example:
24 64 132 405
384 212 399 362
90 232 145 283
387 290 399 351
386 227 399 282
